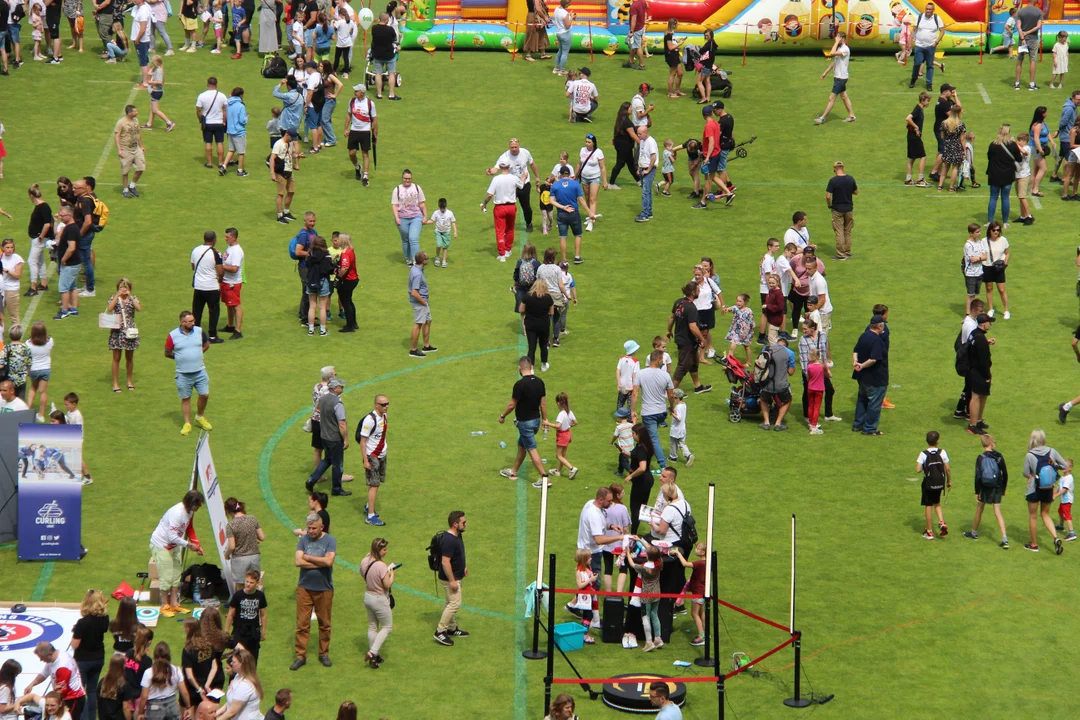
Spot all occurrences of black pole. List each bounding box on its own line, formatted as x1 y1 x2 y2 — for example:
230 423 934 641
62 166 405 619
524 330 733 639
695 550 715 667
522 582 546 659
544 552 557 717
711 551 723 719
783 631 810 708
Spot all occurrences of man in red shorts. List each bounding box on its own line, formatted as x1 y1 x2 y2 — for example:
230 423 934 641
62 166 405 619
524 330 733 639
221 227 246 340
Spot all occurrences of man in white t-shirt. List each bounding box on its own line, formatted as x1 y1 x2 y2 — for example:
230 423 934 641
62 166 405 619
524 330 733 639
908 2 943 90
486 138 540 233
636 125 658 223
195 76 229 172
576 487 626 597
814 32 854 125
784 210 811 251
22 643 86 715
806 256 832 332
359 395 389 527
221 227 245 340
0 380 29 412
190 230 225 343
149 490 206 615
132 0 155 84
631 83 653 128
567 67 599 123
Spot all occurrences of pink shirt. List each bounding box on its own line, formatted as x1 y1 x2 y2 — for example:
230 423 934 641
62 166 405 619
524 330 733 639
807 362 825 392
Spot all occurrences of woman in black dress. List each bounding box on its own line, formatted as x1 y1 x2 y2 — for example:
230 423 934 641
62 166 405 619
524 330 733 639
663 19 686 98
938 104 966 192
607 102 639 189
625 423 656 534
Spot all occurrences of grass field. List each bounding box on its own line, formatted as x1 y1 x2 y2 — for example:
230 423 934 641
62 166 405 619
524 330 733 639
4 36 1080 719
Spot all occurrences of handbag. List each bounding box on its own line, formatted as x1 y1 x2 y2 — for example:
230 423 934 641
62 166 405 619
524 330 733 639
302 417 313 433
119 298 140 339
98 313 121 329
986 238 1006 272
361 558 395 609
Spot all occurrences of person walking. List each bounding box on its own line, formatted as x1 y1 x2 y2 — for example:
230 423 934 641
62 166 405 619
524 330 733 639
814 31 855 125
963 434 1010 548
1022 429 1067 554
190 230 225 344
1013 0 1043 91
980 222 1010 319
520 279 554 370
305 377 350 497
499 356 551 487
391 169 428 267
195 77 228 171
966 312 994 435
908 2 943 91
549 166 593 263
666 282 711 393
114 105 147 200
986 124 1021 225
433 510 469 646
164 311 212 436
630 349 675 472
825 160 857 260
486 139 540 233
345 84 376 185
407 251 436 358
359 537 395 668
577 133 606 230
149 491 206 617
608 102 639 189
851 314 888 436
291 511 336 669
358 395 389 526
482 161 523 261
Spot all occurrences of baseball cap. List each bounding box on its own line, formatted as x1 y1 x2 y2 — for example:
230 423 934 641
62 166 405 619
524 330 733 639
624 340 640 355
871 314 885 324
701 106 713 117
940 83 955 92
327 378 346 389
305 60 318 68
833 160 845 168
976 313 996 324
808 295 819 305
673 388 688 400
498 160 511 168
579 66 591 77
712 100 724 110
559 166 572 176
639 82 653 93
353 83 366 92
614 407 631 419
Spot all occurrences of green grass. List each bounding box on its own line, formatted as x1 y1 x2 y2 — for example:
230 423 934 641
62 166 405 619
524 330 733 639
3 40 1080 718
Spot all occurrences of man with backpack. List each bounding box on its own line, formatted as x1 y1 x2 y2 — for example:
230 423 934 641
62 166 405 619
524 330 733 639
357 394 388 527
71 178 99 298
965 313 994 436
432 510 468 647
666 282 711 394
915 430 951 540
757 340 794 431
953 298 987 422
963 434 1010 548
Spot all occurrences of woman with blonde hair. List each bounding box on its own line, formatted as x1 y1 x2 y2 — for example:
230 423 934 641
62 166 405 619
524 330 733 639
70 589 110 720
360 537 396 669
214 649 261 720
985 124 1022 226
520 278 554 370
106 278 142 392
1023 429 1068 554
335 233 359 333
937 104 966 192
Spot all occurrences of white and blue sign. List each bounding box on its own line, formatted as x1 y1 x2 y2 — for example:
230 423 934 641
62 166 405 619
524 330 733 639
17 424 83 561
0 613 66 652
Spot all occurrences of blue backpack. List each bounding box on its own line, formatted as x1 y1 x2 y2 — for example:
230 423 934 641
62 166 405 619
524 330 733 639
977 453 1001 488
288 233 303 261
1032 451 1058 490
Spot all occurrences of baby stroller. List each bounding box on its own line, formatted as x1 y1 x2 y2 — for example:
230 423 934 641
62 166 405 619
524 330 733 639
721 354 762 423
364 48 403 90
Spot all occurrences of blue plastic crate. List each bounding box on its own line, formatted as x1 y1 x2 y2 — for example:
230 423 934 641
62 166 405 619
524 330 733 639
553 622 587 652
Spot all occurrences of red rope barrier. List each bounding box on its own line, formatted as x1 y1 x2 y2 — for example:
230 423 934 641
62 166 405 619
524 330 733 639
552 675 721 684
723 635 796 680
553 587 704 600
714 598 789 632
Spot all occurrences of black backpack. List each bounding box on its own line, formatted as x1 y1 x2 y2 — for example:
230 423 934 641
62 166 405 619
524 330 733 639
426 531 445 573
671 503 698 555
922 449 947 492
262 54 288 79
954 331 973 376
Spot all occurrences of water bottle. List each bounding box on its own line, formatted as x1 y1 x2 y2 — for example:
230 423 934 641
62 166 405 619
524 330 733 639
192 577 202 605
471 431 487 436
673 660 692 667
499 441 507 448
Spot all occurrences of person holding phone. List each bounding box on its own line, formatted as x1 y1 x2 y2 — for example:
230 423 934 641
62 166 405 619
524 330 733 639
359 537 395 669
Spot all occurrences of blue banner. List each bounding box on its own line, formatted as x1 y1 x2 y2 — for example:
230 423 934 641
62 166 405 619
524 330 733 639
18 424 83 561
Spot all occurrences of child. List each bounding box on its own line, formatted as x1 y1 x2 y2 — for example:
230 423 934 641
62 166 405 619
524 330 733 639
180 0 199 51
570 549 598 642
616 340 639 411
657 139 675 196
105 19 129 63
290 14 305 58
266 106 282 168
538 173 555 236
231 0 249 58
224 87 248 175
211 0 225 54
992 8 1017 55
64 392 91 483
756 238 779 343
313 13 334 61
668 388 693 467
895 16 911 63
144 56 176 132
557 261 576 334
225 570 268 663
1051 30 1069 89
916 430 951 540
28 321 53 422
431 198 457 268
673 542 707 646
724 293 754 365
551 151 575 179
626 545 663 652
806 348 829 434
905 91 931 186
653 335 672 375
31 6 45 61
564 69 579 121
957 130 979 189
1055 458 1076 541
762 274 784 345
545 392 578 479
963 434 1010 548
4 325 31 399
602 482 631 592
612 407 634 476
1013 132 1033 225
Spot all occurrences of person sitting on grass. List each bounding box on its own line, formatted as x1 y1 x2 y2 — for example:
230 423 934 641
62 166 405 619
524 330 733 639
916 430 951 540
963 434 1009 548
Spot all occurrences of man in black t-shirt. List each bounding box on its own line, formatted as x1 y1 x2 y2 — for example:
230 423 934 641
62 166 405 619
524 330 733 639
54 206 82 320
928 83 957 181
667 281 709 392
825 160 857 261
92 0 114 56
498 356 550 488
302 0 318 60
434 510 468 646
226 570 268 663
370 13 400 101
72 178 98 296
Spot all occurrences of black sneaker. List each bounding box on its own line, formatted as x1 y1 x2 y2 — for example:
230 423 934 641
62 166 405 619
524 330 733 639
362 174 370 187
1024 543 1039 552
573 256 584 264
355 167 363 181
525 223 535 233
331 489 352 496
277 215 289 224
756 333 768 345
422 345 438 353
966 424 986 435
218 164 226 176
229 332 244 340
289 657 306 670
975 420 989 430
434 632 454 646
929 173 940 182
693 384 712 394
963 531 978 540
449 629 470 637
208 337 225 344
691 202 708 210
221 326 236 334
1055 537 1064 555
283 211 296 220
952 410 969 420
318 654 333 667
1060 403 1070 424
908 81 916 89
723 192 736 206
409 349 426 358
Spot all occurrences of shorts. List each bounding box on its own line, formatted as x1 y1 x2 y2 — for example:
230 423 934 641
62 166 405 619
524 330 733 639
30 369 52 382
202 123 226 144
1061 502 1074 521
517 417 541 451
412 303 431 324
580 175 601 186
310 427 323 449
1015 175 1030 199
152 545 184 591
696 307 715 331
628 29 644 49
136 41 151 66
691 597 705 606
435 230 451 249
276 173 296 194
227 134 247 153
120 147 146 175
966 373 990 397
303 27 315 45
305 106 320 129
977 486 1003 505
831 77 848 95
308 277 331 297
365 455 387 487
663 171 674 185
673 343 698 382
150 90 164 101
59 264 80 292
7 24 20 43
921 486 943 506
0 29 7 46
761 387 793 407
703 154 722 176
220 282 242 306
964 274 982 296
819 311 832 333
46 9 60 36
1028 487 1054 504
555 428 571 447
181 15 198 30
348 130 372 152
981 265 1006 285
230 553 261 580
556 209 582 238
717 149 729 172
372 57 396 74
175 369 210 399
1021 34 1039 59
1061 142 1072 161
936 136 945 155
907 134 926 160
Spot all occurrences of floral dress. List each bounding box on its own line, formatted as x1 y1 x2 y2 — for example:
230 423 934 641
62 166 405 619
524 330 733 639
724 306 754 347
63 0 81 19
107 295 141 352
3 342 33 388
941 121 966 166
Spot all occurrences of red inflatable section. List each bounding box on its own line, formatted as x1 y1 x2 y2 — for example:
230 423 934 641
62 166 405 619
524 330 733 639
912 0 986 23
644 0 731 25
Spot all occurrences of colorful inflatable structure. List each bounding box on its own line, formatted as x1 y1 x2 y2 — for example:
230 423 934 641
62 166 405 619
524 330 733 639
397 0 1058 54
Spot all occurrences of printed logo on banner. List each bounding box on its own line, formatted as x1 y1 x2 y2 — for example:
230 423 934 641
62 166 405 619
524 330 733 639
0 614 65 652
37 501 66 525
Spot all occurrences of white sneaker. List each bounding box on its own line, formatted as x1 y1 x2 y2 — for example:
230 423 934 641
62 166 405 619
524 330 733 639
498 254 507 262
186 45 197 53
433 258 441 267
685 454 694 467
814 116 824 125
607 184 621 190
568 467 579 479
706 348 716 358
1003 311 1011 320
210 48 221 54
622 635 630 648
628 635 638 648
78 289 96 297
541 362 550 372
585 219 593 232
824 415 843 422
164 49 175 56
988 309 995 317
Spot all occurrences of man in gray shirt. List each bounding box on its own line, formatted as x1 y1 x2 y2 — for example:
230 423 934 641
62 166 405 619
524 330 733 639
408 251 437 358
631 349 675 470
759 343 794 432
291 512 336 670
305 378 351 496
1014 0 1043 90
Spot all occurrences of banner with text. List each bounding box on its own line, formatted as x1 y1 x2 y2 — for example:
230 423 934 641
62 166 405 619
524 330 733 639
194 434 237 594
18 424 82 561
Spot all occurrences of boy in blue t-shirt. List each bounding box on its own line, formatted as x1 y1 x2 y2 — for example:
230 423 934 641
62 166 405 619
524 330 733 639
231 0 248 58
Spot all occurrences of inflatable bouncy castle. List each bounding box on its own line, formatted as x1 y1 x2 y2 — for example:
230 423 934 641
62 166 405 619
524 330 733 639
396 0 1064 54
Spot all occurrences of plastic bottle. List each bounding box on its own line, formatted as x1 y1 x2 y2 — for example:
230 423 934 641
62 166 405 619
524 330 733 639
471 431 487 436
499 441 507 448
193 578 202 604
673 660 692 667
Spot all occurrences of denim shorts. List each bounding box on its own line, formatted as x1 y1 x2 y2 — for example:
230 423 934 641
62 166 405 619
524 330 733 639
373 57 396 74
0 30 8 46
717 149 729 172
628 29 644 49
557 210 583 238
580 176 601 186
305 106 321 129
59 265 79 292
831 78 848 95
517 418 541 450
8 24 20 43
30 369 52 382
176 369 210 399
136 41 151 67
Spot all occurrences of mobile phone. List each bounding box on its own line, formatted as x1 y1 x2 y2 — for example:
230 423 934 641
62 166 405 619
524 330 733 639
390 563 403 570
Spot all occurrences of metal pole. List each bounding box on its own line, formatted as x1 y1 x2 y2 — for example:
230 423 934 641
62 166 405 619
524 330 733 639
696 483 716 667
523 480 550 660
544 552 557 717
784 514 810 708
712 551 723 719
789 513 795 633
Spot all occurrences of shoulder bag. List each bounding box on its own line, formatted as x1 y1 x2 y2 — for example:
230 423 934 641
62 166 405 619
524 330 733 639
361 558 396 609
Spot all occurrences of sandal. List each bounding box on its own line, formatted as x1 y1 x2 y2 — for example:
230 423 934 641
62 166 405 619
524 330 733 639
112 388 122 393
1032 191 1044 197
697 99 709 105
128 384 135 391
583 634 595 644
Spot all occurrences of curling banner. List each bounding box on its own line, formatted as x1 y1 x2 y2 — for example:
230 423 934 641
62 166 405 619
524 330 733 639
17 424 83 561
194 434 238 595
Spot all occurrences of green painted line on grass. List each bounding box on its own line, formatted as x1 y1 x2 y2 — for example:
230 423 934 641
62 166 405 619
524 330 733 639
31 562 55 601
0 541 15 551
512 330 529 720
256 345 521 624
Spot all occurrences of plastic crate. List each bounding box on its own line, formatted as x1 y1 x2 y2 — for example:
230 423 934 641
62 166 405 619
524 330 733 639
553 622 587 652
